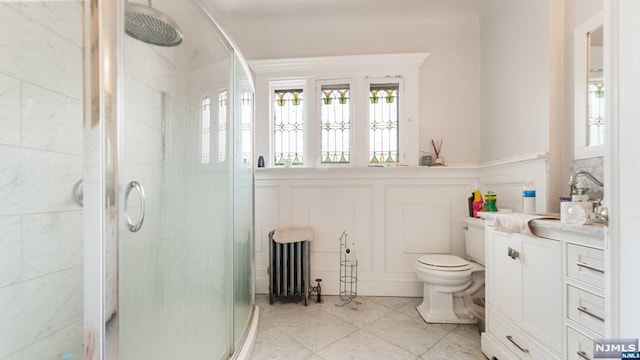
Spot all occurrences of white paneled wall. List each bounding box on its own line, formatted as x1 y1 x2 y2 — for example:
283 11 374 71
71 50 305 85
256 156 551 297
478 154 551 214
255 168 478 297
0 2 83 359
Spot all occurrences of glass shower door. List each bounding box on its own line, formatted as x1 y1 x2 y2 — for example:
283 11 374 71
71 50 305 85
117 1 234 359
233 54 255 345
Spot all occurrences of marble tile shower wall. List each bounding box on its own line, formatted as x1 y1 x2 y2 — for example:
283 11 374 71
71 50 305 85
570 157 605 201
0 2 83 359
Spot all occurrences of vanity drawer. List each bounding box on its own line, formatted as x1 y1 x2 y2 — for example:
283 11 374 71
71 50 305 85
566 243 604 288
567 285 605 336
567 326 596 360
488 309 559 360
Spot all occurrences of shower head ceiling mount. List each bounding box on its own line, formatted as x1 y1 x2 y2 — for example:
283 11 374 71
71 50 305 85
125 1 183 47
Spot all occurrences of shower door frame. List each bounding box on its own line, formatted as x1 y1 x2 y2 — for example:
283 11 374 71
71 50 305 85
84 0 121 359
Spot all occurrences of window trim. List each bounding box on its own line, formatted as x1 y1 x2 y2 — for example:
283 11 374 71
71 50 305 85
250 53 429 168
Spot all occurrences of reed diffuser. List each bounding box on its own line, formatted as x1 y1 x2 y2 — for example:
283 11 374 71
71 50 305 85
431 139 444 166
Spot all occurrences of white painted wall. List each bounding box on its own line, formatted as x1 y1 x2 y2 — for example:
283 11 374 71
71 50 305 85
0 3 83 359
479 0 552 162
221 6 481 165
479 0 564 213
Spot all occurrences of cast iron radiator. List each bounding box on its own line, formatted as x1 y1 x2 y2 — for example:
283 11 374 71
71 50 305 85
268 230 310 306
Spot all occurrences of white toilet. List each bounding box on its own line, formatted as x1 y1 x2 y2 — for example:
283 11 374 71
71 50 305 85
415 217 485 324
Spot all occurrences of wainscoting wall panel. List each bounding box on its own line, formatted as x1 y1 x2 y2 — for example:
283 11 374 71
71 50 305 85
255 168 478 296
255 157 551 297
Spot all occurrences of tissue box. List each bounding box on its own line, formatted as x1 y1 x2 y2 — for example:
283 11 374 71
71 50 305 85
560 201 593 224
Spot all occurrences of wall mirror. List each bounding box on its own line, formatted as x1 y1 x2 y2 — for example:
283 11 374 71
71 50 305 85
574 12 604 159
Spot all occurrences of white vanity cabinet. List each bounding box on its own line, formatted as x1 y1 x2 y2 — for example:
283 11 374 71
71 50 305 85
560 230 605 360
482 224 563 360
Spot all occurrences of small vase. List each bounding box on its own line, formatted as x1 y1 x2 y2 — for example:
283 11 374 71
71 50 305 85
276 99 286 106
385 96 394 103
292 99 301 105
323 98 332 105
369 97 379 104
339 97 348 105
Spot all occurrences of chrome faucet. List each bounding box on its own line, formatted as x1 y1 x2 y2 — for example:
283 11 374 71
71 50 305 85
568 169 604 188
568 169 608 226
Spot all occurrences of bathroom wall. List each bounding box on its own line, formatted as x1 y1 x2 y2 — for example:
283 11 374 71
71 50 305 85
255 168 478 296
478 0 565 213
218 2 482 165
0 2 83 359
479 0 558 162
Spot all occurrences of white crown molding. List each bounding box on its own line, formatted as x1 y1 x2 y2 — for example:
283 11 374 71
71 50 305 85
248 53 430 75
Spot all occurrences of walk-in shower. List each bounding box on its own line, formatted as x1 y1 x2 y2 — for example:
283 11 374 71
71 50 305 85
1 1 255 359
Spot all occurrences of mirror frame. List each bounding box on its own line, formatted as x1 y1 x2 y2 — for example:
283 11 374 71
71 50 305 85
574 12 604 160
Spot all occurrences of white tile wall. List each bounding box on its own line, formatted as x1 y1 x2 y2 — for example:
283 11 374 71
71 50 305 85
21 321 83 360
0 351 21 360
0 73 21 146
0 216 21 288
22 211 83 280
124 36 176 93
0 267 83 358
0 145 82 216
0 2 83 358
0 5 81 100
21 82 82 155
124 74 164 130
19 1 83 47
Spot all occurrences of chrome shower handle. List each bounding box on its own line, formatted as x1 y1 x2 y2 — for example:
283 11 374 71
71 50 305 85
124 181 145 232
73 179 84 207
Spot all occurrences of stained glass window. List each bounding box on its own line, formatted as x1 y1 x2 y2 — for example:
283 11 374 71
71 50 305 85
320 85 350 163
369 84 399 164
201 96 211 164
587 81 605 146
273 89 304 166
218 90 228 162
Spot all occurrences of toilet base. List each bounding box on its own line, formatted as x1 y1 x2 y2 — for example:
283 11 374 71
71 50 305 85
416 284 478 324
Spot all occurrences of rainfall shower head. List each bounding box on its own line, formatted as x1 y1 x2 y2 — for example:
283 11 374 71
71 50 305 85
125 1 183 47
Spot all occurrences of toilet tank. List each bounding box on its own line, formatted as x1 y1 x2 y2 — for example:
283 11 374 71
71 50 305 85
463 217 486 265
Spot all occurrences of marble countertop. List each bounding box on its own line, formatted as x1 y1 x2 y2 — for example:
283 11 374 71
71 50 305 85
478 212 604 238
529 218 604 237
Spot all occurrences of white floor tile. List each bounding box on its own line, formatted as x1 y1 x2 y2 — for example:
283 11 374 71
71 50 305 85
250 322 312 360
250 296 485 360
364 310 456 355
316 330 416 360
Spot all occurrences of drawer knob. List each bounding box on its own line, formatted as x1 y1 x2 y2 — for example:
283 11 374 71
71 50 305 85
577 305 605 322
576 261 604 274
506 335 530 353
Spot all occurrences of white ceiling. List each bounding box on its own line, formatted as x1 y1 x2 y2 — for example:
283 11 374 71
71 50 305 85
205 0 479 19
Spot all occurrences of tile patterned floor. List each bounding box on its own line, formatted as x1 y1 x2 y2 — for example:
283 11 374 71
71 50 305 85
250 295 488 360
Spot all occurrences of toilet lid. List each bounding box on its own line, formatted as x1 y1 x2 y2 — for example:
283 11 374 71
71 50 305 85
418 254 469 268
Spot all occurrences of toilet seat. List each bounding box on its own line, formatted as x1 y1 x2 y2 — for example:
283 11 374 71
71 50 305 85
417 254 472 271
